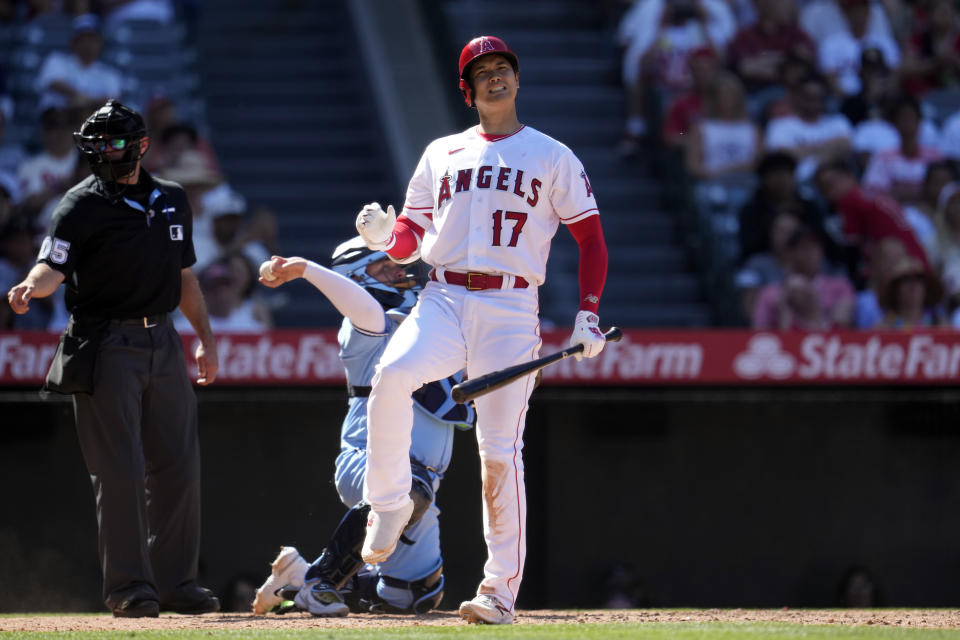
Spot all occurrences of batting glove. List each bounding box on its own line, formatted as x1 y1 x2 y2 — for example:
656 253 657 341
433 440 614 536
356 202 396 251
569 310 605 362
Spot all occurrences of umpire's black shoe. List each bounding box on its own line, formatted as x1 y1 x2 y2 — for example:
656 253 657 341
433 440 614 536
111 595 160 618
160 584 220 614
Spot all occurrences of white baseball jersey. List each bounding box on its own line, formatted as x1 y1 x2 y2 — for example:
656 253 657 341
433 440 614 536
401 125 598 284
366 124 599 611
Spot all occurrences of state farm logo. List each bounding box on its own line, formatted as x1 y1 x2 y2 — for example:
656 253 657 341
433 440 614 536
734 334 795 379
545 336 704 380
186 334 344 382
734 333 960 381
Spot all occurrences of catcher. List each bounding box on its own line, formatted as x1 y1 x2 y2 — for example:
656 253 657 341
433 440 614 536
251 236 473 616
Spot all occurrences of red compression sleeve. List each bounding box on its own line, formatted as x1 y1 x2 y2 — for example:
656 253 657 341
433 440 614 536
384 215 424 261
567 215 607 314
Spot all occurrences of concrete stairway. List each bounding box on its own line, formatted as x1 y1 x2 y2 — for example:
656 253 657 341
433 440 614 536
197 0 397 326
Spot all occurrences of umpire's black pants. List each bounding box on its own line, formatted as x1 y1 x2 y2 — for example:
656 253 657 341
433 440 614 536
73 315 201 608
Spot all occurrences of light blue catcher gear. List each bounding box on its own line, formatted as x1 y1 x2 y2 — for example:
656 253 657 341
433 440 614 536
301 241 473 615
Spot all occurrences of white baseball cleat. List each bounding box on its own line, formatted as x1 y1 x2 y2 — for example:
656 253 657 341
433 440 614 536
458 595 514 625
360 501 414 565
293 580 349 617
251 546 309 614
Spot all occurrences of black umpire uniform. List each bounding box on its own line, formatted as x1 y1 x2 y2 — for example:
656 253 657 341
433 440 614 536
13 101 220 617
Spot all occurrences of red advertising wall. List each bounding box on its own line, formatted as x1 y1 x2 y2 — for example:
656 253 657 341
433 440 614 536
3 328 960 385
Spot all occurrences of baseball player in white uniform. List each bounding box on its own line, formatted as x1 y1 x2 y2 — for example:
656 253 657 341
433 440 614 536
355 36 609 624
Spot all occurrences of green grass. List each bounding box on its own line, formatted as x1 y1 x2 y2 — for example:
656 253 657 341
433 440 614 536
2 623 960 640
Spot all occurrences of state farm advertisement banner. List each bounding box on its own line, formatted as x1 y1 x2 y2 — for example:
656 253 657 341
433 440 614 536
2 329 960 386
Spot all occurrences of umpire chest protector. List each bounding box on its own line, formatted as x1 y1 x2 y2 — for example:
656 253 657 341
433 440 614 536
39 172 195 319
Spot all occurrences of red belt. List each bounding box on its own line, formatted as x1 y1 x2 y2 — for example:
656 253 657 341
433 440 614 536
430 269 529 291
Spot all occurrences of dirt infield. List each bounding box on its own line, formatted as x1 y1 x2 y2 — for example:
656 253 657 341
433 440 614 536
2 609 960 632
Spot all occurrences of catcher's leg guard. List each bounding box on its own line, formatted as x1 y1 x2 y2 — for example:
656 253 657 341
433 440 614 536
306 462 435 589
304 504 369 589
407 458 436 528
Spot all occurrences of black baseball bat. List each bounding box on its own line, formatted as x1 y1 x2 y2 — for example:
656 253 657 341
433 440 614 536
450 327 623 404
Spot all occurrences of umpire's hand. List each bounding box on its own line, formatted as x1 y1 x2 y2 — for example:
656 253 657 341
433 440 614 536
195 341 218 385
7 282 33 314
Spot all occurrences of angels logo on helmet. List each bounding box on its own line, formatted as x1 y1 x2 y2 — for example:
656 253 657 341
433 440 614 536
331 236 425 315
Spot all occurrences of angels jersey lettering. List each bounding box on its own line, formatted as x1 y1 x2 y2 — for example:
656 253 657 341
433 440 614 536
401 125 598 285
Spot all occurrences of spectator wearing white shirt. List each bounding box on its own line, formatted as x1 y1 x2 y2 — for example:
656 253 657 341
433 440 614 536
34 14 126 112
175 253 271 334
935 108 960 162
764 73 853 182
844 49 941 166
101 0 175 32
684 71 761 179
16 100 80 219
192 182 270 274
862 96 944 207
617 0 736 156
816 0 900 96
800 0 894 44
899 160 956 267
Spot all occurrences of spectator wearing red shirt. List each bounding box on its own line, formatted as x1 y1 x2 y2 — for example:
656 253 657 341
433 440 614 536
815 159 930 270
662 48 717 147
900 0 960 96
728 0 815 94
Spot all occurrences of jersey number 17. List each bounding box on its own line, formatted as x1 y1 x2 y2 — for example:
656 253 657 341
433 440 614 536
491 210 527 247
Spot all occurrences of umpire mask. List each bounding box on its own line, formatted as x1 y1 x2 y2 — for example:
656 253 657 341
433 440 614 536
74 100 148 196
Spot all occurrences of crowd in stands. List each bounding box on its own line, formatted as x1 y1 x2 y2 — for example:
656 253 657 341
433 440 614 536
4 0 960 333
620 0 960 329
0 1 275 332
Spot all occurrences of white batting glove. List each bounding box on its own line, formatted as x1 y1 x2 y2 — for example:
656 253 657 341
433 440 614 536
355 202 396 250
569 310 605 362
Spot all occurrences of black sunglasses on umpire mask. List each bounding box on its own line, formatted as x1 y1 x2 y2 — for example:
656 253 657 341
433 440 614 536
74 136 131 153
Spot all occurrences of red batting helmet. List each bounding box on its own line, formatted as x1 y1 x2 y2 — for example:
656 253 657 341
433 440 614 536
458 35 519 107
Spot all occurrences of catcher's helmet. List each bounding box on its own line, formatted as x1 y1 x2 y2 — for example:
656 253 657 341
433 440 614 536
458 35 519 107
331 236 423 313
74 99 148 190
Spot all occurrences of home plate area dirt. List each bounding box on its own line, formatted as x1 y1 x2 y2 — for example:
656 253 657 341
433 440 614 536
2 609 960 632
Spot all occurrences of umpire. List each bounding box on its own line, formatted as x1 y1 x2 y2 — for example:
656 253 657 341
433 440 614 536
6 100 220 617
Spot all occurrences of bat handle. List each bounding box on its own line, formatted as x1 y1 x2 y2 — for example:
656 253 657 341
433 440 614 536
561 327 621 358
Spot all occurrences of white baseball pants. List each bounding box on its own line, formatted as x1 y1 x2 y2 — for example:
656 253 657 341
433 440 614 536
364 280 541 609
